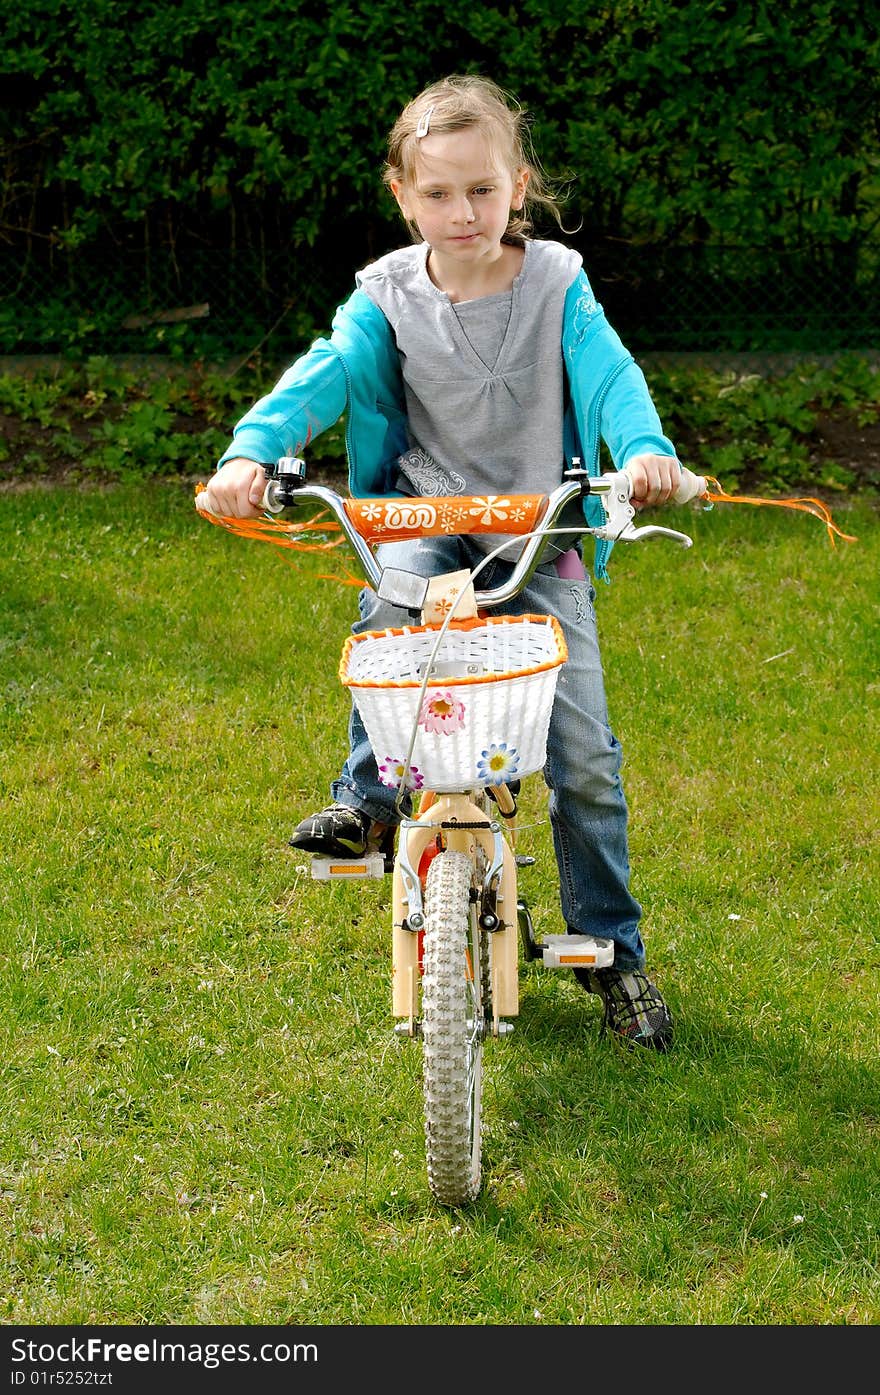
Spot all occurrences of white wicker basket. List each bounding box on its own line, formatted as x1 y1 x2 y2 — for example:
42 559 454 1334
339 614 567 792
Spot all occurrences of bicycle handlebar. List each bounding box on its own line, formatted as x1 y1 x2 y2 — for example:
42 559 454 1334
196 458 705 609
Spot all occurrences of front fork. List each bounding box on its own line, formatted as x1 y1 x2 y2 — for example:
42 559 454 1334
391 793 520 1032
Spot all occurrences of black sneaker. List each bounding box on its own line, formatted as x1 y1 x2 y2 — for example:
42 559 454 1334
288 803 394 859
585 967 673 1051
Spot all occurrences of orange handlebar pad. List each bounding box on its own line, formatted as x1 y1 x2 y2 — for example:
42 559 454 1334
343 493 548 543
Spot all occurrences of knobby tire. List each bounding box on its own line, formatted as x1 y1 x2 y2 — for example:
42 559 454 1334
421 849 485 1206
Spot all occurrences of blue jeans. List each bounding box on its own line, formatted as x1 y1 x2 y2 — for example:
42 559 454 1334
329 535 645 970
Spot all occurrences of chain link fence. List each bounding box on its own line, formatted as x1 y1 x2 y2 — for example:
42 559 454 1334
2 239 878 361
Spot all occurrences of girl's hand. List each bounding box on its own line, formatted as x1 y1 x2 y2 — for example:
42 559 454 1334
622 454 681 508
197 458 267 517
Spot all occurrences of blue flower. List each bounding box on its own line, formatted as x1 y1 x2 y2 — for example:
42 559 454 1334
476 743 520 785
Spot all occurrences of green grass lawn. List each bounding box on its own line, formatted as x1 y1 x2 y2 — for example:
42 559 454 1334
1 480 877 1325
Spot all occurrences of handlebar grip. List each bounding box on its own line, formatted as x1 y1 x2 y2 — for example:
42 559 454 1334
260 482 285 514
195 489 218 516
673 466 707 505
194 481 283 516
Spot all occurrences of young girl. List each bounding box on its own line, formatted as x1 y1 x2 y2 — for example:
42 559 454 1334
200 74 682 1050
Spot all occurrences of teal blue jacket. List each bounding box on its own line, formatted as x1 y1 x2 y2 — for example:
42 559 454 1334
219 267 676 578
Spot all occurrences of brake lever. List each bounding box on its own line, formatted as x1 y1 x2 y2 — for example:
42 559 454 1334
614 522 693 548
592 478 693 548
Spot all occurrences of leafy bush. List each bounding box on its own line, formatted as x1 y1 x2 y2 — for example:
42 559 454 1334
646 355 880 492
0 353 876 496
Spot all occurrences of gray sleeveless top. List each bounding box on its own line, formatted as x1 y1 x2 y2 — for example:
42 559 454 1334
355 240 582 555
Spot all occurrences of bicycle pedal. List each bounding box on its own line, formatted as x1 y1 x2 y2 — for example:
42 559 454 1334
308 852 388 880
514 854 536 867
539 934 615 969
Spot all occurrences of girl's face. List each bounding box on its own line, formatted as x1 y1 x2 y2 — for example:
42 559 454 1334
391 127 528 266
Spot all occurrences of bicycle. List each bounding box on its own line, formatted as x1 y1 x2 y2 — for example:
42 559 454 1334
197 458 705 1206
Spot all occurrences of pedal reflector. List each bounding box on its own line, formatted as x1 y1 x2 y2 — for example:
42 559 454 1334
309 853 387 881
540 934 614 969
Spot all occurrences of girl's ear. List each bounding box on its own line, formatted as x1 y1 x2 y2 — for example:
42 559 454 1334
511 167 530 212
389 179 410 220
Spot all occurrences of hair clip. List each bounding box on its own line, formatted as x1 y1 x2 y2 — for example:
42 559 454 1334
415 105 434 139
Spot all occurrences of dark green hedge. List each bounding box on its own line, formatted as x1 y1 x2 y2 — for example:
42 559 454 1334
3 2 878 357
4 0 878 263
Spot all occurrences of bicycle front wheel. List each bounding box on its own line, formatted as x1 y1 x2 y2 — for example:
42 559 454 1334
421 848 484 1206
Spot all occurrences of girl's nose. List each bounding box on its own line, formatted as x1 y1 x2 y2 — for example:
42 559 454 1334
453 196 475 223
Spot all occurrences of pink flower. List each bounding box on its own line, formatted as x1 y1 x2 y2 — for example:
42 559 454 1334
377 756 424 791
419 690 466 735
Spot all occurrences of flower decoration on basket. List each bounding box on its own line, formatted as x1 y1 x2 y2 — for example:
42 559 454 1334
477 743 520 785
419 691 467 736
377 756 425 791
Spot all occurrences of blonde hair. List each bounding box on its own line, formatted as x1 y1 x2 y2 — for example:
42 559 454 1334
383 74 570 243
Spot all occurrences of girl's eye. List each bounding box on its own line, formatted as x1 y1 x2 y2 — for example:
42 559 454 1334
472 187 494 196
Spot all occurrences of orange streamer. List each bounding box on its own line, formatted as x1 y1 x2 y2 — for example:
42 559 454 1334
194 483 346 555
701 477 858 548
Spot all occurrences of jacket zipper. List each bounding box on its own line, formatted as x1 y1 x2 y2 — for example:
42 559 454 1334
587 355 631 472
330 345 357 476
583 354 632 582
